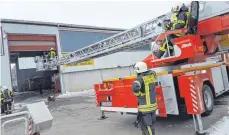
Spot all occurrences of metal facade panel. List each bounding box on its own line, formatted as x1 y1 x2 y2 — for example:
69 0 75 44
0 24 12 90
61 51 150 73
211 67 224 95
101 67 131 80
62 66 133 92
157 74 179 115
62 69 102 92
2 23 58 35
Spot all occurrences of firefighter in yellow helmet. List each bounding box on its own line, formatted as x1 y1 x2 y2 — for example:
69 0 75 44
132 62 157 135
48 48 57 60
153 3 190 59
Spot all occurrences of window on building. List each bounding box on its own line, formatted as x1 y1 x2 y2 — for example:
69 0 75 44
18 57 36 69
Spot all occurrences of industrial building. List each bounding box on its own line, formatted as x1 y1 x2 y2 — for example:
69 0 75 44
0 19 151 93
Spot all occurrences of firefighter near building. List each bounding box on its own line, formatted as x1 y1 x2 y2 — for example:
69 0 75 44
35 1 229 134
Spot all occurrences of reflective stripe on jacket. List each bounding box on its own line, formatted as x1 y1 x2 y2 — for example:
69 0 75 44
0 92 4 103
3 89 13 102
172 11 190 29
49 50 56 59
132 70 157 112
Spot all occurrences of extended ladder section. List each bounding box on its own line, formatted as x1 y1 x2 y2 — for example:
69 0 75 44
36 1 229 71
37 12 173 70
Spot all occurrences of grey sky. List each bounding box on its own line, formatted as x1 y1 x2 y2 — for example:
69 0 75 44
0 1 180 29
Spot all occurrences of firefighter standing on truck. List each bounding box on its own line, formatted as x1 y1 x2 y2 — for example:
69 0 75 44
153 3 190 59
2 86 13 114
132 62 157 135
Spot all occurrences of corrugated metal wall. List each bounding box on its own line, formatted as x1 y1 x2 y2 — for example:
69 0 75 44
62 66 135 92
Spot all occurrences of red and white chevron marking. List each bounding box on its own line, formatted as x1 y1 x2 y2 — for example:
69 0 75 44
94 90 99 106
28 117 33 135
190 81 199 113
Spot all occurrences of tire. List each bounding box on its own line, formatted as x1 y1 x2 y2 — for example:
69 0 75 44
202 84 214 116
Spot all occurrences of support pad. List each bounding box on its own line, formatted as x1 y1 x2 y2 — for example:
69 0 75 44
98 111 108 120
193 114 206 135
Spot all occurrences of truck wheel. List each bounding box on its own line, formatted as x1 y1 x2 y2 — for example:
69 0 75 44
202 84 214 116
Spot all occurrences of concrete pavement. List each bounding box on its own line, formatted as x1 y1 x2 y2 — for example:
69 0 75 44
38 91 229 135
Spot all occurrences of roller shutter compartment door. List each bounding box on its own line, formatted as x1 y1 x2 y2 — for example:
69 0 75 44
8 35 57 52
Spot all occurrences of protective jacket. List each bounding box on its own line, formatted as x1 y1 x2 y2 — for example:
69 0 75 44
132 70 157 112
49 50 56 59
0 91 4 104
3 89 13 102
172 5 190 30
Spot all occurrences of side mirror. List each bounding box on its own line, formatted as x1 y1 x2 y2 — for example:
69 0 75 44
188 1 199 35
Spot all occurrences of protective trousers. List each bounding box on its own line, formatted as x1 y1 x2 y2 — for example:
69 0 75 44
138 111 156 135
4 101 12 114
1 103 4 114
153 34 179 59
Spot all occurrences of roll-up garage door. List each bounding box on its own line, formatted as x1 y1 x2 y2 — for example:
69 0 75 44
8 34 57 52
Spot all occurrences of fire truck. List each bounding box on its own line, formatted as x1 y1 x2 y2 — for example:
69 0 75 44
93 1 229 118
36 1 229 134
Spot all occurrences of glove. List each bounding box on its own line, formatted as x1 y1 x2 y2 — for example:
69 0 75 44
165 24 171 30
133 120 139 128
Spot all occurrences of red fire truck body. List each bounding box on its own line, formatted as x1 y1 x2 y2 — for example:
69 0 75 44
94 2 229 117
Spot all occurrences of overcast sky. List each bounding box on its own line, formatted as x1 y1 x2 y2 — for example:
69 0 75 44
0 1 180 29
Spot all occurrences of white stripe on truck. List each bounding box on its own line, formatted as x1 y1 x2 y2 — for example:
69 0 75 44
100 107 159 114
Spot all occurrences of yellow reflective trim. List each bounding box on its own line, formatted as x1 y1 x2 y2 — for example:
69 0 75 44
103 78 119 82
138 106 157 112
177 20 185 24
156 71 168 76
140 92 146 96
134 91 141 96
142 74 156 106
185 12 190 28
124 76 137 79
138 103 157 109
134 91 145 97
159 41 168 52
173 64 221 74
147 126 153 135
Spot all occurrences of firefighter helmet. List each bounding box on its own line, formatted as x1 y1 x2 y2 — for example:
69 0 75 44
171 3 183 13
2 86 8 91
133 62 148 73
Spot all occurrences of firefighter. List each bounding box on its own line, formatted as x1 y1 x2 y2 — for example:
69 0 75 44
0 86 4 114
48 48 57 60
2 86 13 114
132 62 157 135
153 3 190 59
